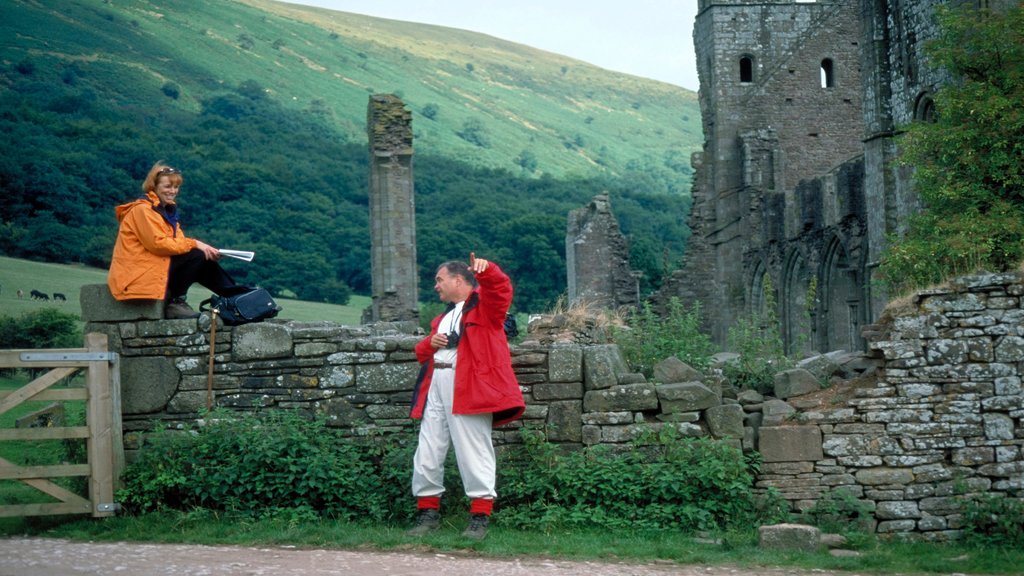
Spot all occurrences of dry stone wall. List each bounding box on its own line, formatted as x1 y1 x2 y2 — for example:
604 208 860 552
755 272 1024 540
80 272 1023 538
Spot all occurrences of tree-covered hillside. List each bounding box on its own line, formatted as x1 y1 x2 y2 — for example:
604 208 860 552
0 0 700 312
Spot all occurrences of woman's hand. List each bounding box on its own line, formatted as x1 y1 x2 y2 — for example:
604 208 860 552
195 240 221 261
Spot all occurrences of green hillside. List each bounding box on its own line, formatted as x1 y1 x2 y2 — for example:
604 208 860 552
0 0 701 312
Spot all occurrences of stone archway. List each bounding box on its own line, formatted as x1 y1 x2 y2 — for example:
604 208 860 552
820 236 863 352
782 250 814 356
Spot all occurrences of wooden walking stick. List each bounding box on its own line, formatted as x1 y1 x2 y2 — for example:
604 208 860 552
206 308 219 411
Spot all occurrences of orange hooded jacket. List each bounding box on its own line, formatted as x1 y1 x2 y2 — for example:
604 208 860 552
107 191 197 301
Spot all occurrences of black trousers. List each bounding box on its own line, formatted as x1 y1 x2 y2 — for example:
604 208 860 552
166 248 236 300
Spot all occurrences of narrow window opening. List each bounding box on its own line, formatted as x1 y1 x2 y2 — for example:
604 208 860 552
820 58 835 88
740 56 753 83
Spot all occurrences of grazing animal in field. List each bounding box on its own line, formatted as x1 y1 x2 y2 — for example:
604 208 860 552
17 289 24 299
52 292 67 302
30 289 48 300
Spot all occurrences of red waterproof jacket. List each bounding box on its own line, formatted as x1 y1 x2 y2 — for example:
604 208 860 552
411 263 525 427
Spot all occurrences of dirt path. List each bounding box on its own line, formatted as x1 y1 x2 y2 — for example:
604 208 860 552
0 537 860 576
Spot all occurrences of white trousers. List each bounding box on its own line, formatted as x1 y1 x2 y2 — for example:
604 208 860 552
411 368 496 500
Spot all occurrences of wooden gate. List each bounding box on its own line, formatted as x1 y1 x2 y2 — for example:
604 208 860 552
0 332 123 517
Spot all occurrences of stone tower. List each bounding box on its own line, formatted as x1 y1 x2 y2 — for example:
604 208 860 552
366 94 419 323
661 0 1002 354
661 0 868 352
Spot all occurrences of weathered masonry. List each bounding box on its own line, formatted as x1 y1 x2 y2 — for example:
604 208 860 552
81 271 1023 539
660 0 1019 355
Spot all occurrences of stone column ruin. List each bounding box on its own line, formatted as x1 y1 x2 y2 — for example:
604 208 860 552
366 94 419 323
565 193 640 310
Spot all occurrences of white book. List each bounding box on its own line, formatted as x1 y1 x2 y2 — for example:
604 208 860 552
219 249 255 262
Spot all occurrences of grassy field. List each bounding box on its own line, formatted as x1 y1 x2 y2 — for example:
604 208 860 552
0 256 369 325
0 373 87 506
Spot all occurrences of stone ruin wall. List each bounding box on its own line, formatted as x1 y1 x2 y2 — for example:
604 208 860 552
758 272 1024 540
81 270 1023 539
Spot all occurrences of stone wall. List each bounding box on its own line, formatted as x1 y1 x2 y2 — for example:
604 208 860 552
82 273 1023 538
754 272 1024 540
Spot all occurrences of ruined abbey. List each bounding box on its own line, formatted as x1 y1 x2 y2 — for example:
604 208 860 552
659 0 1015 354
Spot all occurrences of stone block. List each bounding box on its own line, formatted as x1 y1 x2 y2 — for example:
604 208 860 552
652 356 702 383
773 368 820 399
548 343 583 382
355 362 420 393
546 400 582 442
583 383 658 412
533 382 583 401
120 356 179 414
655 382 720 413
705 403 744 439
582 344 628 390
758 523 822 552
232 323 293 361
80 284 162 322
759 426 823 462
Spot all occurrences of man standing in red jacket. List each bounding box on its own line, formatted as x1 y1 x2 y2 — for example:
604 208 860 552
407 253 525 540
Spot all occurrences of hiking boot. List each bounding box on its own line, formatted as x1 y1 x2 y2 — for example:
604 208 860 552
462 513 489 540
406 509 441 536
165 297 199 319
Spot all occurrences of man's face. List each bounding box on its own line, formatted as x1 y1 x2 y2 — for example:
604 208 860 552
434 268 463 303
154 176 180 206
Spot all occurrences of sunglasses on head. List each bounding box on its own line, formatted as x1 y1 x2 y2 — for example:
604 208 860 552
158 167 181 175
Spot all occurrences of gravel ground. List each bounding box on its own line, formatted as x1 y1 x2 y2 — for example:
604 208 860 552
0 537 863 576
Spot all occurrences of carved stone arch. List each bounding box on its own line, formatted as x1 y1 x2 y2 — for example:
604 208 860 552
820 235 864 352
782 248 814 356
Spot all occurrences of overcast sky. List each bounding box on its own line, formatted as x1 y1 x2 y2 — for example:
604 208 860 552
280 1 700 91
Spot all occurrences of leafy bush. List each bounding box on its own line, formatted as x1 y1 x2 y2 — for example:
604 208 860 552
879 5 1024 292
723 276 792 394
496 428 788 532
118 410 414 522
614 297 716 376
0 308 81 349
802 490 875 534
959 493 1024 547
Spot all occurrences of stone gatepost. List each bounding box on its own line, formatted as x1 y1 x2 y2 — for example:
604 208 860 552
366 94 418 323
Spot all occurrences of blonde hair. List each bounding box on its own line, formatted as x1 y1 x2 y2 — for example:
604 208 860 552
142 161 183 194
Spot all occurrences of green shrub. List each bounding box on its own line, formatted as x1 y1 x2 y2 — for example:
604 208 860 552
879 5 1024 292
801 490 875 534
0 308 81 349
496 428 788 532
118 410 415 522
613 297 716 377
959 493 1024 547
723 276 792 394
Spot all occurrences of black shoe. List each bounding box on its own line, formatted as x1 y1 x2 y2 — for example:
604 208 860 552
462 513 489 540
406 508 441 536
165 297 199 319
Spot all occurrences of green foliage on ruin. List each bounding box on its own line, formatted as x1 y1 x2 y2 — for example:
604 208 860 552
723 275 792 394
496 427 788 532
879 4 1024 293
614 297 716 376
